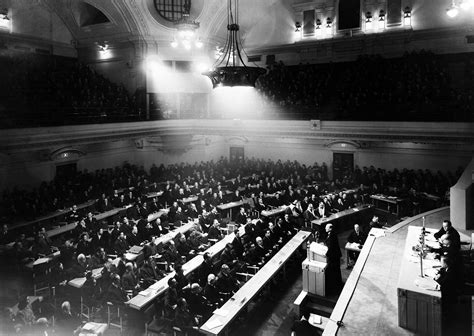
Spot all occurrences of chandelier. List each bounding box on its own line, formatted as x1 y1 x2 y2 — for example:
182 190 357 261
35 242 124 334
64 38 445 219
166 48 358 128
171 1 203 49
202 0 266 88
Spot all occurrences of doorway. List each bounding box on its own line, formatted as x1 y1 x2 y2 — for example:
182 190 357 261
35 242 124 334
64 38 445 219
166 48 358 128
230 147 244 163
333 152 354 182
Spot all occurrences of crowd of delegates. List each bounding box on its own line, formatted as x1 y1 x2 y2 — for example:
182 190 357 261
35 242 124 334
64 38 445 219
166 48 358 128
0 159 460 226
0 53 142 128
1 159 350 334
256 50 474 121
0 157 463 334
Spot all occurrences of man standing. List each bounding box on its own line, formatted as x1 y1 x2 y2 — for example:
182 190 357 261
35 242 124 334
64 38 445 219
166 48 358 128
324 223 342 294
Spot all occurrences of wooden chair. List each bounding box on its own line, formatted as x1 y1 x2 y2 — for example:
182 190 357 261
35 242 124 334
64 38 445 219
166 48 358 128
33 260 51 296
106 302 123 334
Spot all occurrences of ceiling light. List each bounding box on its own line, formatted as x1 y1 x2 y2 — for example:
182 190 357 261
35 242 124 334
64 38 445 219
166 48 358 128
202 0 265 88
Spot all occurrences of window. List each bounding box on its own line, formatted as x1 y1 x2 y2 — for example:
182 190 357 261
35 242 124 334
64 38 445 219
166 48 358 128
154 0 190 22
303 10 315 37
338 0 361 30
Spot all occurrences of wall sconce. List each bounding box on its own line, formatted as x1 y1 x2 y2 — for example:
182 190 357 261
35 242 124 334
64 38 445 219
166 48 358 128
378 10 386 29
403 6 412 26
294 21 302 42
326 17 332 28
97 42 109 53
295 21 301 32
365 11 373 30
316 19 322 29
446 0 459 17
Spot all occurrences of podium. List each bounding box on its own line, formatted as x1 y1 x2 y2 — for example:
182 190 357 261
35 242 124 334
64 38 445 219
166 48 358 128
302 258 326 296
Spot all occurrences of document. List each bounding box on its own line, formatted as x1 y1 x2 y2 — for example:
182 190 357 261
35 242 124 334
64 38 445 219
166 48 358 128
309 313 322 326
370 228 385 238
213 308 229 317
206 318 223 329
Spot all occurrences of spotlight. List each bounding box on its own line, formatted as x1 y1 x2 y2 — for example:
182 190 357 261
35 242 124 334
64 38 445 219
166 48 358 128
446 2 459 17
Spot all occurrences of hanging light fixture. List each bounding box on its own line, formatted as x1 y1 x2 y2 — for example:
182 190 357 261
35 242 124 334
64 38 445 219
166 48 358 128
202 0 266 88
170 0 202 50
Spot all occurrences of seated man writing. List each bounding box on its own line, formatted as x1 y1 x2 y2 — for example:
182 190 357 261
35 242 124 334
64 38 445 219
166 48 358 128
346 224 366 268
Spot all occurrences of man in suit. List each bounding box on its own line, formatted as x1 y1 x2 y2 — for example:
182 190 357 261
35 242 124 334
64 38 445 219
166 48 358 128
324 223 342 294
127 225 140 247
435 255 460 330
207 219 223 241
70 253 89 278
114 232 129 255
121 262 140 293
346 224 366 268
434 220 461 250
106 274 128 304
139 256 163 288
291 311 322 336
84 211 97 231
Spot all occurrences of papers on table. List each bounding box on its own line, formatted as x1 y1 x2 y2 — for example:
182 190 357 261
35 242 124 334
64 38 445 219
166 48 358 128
213 308 229 317
205 318 223 330
369 228 385 238
309 313 322 326
425 240 441 250
79 322 107 335
348 242 361 250
33 257 50 266
424 267 439 279
309 242 328 256
414 277 439 291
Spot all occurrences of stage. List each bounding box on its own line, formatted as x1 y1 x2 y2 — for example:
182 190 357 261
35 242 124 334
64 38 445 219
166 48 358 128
334 207 472 336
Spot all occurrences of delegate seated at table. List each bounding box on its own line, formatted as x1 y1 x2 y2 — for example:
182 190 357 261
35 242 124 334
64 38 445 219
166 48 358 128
346 224 366 267
433 220 460 250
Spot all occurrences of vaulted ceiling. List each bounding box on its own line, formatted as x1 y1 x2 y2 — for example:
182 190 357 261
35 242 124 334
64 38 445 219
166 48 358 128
40 0 295 50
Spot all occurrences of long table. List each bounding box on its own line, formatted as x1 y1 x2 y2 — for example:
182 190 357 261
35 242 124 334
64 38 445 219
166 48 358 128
126 224 247 311
46 205 133 238
397 226 442 336
9 200 97 231
310 204 374 230
217 199 250 219
261 205 289 217
370 194 406 217
200 230 310 335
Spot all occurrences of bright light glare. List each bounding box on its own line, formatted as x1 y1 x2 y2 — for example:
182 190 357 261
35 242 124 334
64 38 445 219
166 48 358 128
211 87 262 118
171 40 178 48
195 62 209 73
182 40 191 50
195 40 203 48
460 0 473 10
446 6 459 17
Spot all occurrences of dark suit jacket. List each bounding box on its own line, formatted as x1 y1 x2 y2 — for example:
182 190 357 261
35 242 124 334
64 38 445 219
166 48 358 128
292 319 321 336
347 230 366 245
325 231 342 264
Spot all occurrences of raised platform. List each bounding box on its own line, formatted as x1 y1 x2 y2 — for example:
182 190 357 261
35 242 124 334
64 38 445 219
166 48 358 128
329 207 472 336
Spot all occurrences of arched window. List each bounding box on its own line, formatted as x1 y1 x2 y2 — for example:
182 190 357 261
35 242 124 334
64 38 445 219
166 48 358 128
154 0 191 22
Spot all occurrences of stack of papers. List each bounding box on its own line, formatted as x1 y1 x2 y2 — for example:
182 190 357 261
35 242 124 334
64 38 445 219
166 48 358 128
308 313 322 326
370 228 385 238
414 277 438 291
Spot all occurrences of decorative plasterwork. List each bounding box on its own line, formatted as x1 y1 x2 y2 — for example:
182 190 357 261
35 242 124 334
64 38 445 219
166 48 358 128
50 147 86 161
324 140 361 149
1 120 472 154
